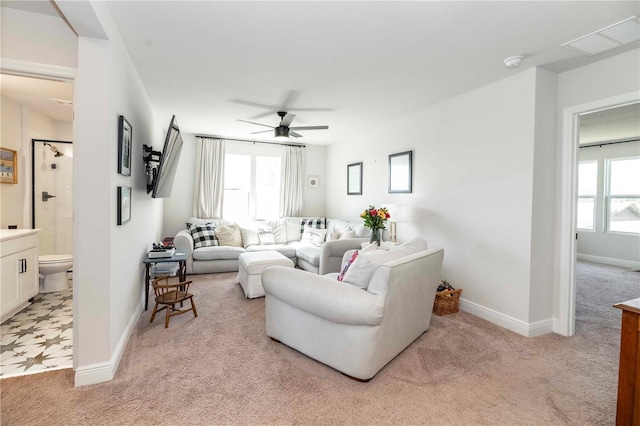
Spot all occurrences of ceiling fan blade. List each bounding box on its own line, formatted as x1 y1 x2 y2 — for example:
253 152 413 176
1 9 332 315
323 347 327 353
280 113 296 127
237 119 274 129
290 131 303 138
287 107 333 112
231 99 278 110
289 125 329 131
248 110 276 120
280 90 299 109
250 129 274 135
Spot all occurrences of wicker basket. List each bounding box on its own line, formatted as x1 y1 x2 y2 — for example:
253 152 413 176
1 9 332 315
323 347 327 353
433 289 462 316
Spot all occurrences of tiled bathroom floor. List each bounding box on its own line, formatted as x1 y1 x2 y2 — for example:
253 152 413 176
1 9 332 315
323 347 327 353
0 289 73 379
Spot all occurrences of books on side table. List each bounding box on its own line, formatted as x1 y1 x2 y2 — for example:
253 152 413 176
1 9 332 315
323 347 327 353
150 262 180 278
148 247 176 258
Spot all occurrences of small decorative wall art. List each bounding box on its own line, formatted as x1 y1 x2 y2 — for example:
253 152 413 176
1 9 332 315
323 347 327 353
117 186 132 225
388 151 412 193
347 162 363 195
308 175 319 188
118 115 132 176
0 148 17 184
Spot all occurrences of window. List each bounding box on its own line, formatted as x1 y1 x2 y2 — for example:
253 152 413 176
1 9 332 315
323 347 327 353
607 157 640 234
223 153 281 220
577 161 597 230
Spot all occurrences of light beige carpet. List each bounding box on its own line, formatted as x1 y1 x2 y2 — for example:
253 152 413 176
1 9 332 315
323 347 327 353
1 263 633 425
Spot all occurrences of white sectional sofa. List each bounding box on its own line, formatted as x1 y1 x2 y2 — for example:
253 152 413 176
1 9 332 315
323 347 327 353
174 217 370 275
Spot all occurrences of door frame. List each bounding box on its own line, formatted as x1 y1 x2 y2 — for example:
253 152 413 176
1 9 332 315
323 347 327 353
556 90 639 337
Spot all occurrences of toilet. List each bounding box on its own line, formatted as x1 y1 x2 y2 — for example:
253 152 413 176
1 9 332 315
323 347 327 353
38 254 73 293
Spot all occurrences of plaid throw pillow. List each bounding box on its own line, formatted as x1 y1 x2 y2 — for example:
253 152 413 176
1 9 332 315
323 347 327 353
300 217 326 239
189 223 219 249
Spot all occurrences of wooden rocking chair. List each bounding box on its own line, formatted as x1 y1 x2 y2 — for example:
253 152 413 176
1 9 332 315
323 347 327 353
150 276 198 328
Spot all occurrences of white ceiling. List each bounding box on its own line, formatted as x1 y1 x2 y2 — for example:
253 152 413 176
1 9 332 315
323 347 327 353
2 1 639 146
0 74 73 122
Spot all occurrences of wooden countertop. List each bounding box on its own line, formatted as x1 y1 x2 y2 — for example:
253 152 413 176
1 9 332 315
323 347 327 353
614 298 640 315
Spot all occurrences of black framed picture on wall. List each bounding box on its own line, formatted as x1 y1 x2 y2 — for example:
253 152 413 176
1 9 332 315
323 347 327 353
347 162 363 195
117 186 131 225
388 151 412 193
118 115 132 176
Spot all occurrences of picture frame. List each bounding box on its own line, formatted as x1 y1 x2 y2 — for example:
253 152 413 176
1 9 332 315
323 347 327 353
347 162 363 195
117 186 132 225
118 115 132 176
388 151 413 193
0 148 17 184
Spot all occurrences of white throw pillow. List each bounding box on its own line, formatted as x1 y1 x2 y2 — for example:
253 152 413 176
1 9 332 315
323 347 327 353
258 226 276 245
326 227 341 241
269 220 288 244
339 229 357 239
215 224 243 247
301 226 327 246
342 247 416 289
398 236 428 251
239 226 260 248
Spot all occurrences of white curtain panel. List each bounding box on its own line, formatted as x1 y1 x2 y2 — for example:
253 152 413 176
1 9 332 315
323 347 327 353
193 137 225 218
280 146 304 217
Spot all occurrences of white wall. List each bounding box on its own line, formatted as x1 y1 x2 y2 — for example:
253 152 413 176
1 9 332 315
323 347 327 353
326 67 557 332
0 7 77 68
0 95 24 228
577 140 640 267
162 135 327 238
70 2 162 384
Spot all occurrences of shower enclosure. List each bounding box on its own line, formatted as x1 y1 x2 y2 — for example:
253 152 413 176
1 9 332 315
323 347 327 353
31 140 73 256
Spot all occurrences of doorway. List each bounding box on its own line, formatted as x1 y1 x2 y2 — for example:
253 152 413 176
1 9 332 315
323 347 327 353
557 91 640 337
31 140 74 257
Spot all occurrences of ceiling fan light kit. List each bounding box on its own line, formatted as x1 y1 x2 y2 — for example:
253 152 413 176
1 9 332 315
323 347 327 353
275 126 290 140
238 110 329 140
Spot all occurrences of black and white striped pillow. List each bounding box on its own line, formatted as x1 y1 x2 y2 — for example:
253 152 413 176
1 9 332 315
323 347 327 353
189 223 219 249
300 217 326 239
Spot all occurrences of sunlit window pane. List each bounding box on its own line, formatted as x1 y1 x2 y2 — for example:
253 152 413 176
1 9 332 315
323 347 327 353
578 161 597 196
610 158 640 195
576 198 595 230
224 154 250 219
222 153 281 220
255 156 281 219
609 198 640 233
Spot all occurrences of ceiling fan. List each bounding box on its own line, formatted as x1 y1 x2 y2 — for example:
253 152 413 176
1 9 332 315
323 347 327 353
237 111 329 140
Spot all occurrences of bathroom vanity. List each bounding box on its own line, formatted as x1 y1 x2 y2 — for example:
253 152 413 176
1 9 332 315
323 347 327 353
1 229 39 323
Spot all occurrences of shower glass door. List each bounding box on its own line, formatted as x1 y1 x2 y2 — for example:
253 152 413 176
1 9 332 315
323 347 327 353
32 140 73 256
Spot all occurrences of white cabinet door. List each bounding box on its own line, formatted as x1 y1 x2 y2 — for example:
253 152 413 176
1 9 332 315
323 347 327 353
20 247 39 301
1 253 21 318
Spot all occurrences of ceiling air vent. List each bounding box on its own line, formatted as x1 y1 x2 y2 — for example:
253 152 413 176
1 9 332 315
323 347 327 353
562 15 640 56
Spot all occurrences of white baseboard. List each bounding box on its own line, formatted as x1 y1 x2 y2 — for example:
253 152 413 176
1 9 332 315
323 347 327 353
577 253 640 270
74 303 142 387
459 298 554 337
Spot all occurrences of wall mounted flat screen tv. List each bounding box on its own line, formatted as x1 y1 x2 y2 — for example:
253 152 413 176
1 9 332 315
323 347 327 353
152 115 183 198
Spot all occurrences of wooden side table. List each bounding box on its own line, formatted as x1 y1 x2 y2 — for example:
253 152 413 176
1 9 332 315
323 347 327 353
142 252 187 311
614 298 640 425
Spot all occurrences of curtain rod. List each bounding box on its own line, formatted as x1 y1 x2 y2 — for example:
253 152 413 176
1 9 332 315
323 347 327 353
579 137 639 148
195 134 306 148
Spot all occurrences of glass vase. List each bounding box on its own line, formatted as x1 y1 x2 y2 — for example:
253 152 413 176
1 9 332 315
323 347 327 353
370 228 381 246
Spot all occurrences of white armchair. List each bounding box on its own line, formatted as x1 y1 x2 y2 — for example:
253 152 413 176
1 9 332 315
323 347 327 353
262 245 444 381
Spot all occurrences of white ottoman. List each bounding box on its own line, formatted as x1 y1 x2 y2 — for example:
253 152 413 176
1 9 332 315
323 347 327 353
238 251 294 298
